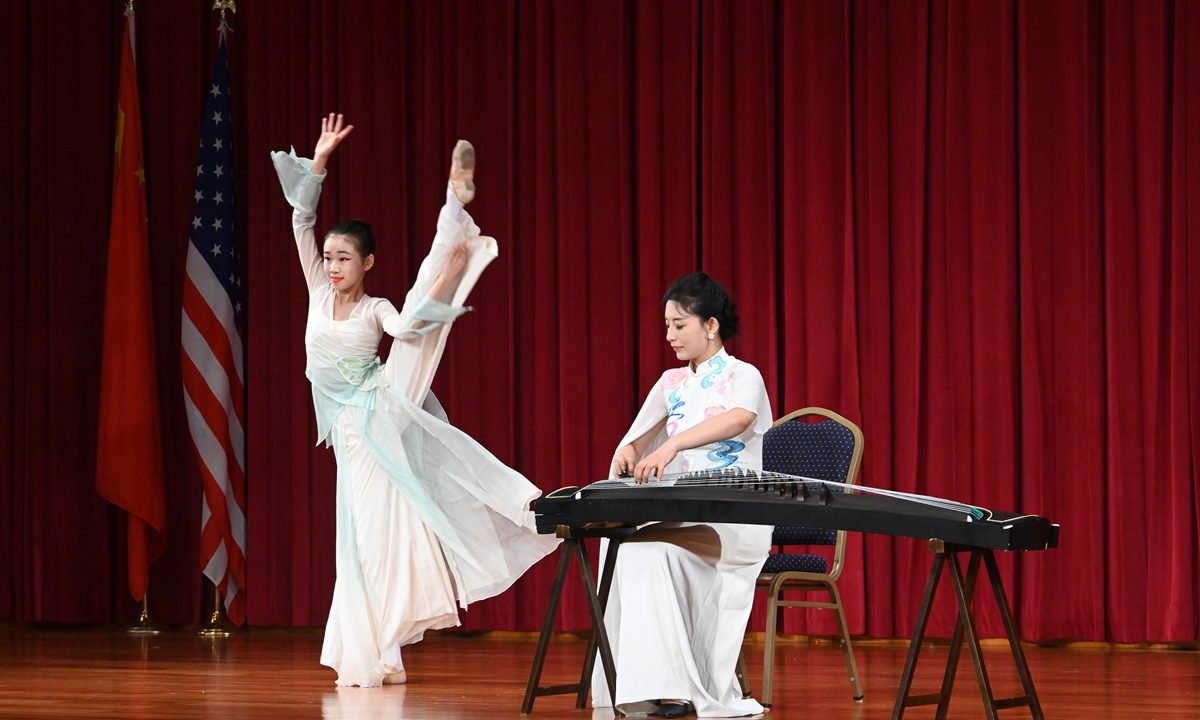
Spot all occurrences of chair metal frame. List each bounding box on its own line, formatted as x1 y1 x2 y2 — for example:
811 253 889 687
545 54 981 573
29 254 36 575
755 406 865 707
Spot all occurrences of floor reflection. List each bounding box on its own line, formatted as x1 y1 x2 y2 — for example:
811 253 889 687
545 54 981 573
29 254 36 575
321 685 408 719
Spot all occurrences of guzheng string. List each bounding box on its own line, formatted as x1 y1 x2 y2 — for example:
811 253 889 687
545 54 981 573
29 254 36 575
587 471 1007 521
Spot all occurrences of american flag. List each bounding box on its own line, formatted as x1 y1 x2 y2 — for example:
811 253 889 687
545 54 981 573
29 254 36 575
181 29 247 625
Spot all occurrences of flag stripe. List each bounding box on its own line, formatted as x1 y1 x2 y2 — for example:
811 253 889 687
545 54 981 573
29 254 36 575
183 274 245 419
182 390 247 555
181 351 246 512
203 539 229 584
182 312 245 471
185 245 245 384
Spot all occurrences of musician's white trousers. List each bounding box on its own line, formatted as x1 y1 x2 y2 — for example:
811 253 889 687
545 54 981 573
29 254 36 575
592 522 773 717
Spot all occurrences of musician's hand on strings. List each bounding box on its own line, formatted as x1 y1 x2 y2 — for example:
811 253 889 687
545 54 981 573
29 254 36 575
634 443 677 484
611 445 640 479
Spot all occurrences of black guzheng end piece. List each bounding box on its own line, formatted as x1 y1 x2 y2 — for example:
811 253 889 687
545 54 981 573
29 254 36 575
534 471 1059 552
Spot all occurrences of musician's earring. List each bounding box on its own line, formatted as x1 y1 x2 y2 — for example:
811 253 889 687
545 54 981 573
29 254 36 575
707 333 715 339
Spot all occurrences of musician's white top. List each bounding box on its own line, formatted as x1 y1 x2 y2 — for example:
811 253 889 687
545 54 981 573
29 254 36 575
611 347 774 477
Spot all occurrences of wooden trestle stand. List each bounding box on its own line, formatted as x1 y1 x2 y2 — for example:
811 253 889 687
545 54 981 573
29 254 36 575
522 524 634 714
892 540 1044 720
525 531 1046 718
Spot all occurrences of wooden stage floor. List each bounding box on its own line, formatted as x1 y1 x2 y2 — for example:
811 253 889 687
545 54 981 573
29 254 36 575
0 626 1196 719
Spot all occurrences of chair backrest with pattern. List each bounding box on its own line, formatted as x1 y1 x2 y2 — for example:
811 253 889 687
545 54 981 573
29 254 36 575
761 407 864 579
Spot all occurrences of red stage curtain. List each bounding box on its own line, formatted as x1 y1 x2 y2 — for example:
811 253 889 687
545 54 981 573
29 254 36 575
3 0 1199 643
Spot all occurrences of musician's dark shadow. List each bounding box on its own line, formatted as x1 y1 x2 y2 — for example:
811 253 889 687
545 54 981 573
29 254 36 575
590 709 768 719
621 522 722 566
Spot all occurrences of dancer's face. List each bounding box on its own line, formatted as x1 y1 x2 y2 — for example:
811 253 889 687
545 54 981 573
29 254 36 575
664 301 720 365
323 234 374 292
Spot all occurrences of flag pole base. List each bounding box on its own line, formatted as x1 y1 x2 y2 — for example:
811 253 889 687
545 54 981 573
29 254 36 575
195 610 234 637
123 597 164 635
195 587 236 637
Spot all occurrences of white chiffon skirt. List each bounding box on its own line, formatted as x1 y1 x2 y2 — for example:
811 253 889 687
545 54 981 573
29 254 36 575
320 412 461 687
319 382 559 687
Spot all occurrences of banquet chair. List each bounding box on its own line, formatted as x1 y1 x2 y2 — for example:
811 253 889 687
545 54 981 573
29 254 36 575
750 407 864 707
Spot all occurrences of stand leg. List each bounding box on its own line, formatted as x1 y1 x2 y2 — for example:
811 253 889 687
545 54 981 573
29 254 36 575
984 550 1045 720
946 551 998 720
935 551 982 719
522 541 574 714
892 552 946 720
892 543 1044 720
575 539 618 706
577 537 621 708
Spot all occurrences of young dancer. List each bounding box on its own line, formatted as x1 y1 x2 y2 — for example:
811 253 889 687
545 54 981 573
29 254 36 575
272 114 558 688
595 272 774 717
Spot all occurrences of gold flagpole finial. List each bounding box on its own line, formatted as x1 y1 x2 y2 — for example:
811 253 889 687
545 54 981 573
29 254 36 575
212 0 237 20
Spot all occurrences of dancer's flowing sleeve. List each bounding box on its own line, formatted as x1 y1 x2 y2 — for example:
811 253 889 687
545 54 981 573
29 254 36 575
377 294 470 341
608 376 669 477
271 147 328 294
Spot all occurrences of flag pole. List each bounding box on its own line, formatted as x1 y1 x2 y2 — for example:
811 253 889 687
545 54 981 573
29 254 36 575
123 584 164 635
192 0 243 633
115 0 160 638
191 0 246 634
212 0 237 22
101 0 171 627
196 583 235 637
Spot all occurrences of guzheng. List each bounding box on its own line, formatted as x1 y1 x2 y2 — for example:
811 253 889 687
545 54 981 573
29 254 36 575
526 468 1060 718
534 468 1059 552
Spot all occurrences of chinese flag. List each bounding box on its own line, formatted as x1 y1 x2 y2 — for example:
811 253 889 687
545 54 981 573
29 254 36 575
95 11 167 603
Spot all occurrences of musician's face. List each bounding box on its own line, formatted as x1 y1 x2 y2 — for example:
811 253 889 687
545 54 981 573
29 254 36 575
664 301 720 363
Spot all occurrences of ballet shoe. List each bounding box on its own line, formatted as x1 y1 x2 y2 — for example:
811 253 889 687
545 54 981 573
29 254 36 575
382 669 407 685
448 139 476 204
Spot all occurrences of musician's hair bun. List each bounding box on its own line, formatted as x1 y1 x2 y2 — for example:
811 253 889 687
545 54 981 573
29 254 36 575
663 272 740 341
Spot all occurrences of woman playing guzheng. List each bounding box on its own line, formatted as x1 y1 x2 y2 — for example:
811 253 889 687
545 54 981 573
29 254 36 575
594 272 774 717
271 114 557 688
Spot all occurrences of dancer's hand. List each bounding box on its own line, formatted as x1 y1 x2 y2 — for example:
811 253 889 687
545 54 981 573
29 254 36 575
311 113 354 175
438 243 468 283
422 244 469 311
611 445 640 479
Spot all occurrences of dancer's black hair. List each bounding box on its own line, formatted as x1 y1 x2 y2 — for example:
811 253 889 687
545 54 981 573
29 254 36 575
662 272 739 341
327 219 376 257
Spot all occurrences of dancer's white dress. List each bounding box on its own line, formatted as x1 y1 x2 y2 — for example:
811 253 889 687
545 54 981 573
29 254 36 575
593 348 774 717
272 149 559 688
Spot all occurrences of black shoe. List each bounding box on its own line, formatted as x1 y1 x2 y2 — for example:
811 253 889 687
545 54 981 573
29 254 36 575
652 701 693 718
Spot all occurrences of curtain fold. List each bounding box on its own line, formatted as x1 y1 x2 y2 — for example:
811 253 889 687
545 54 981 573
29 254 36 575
4 0 1199 642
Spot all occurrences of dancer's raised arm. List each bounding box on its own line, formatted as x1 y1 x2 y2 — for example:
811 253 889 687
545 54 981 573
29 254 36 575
271 113 355 294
